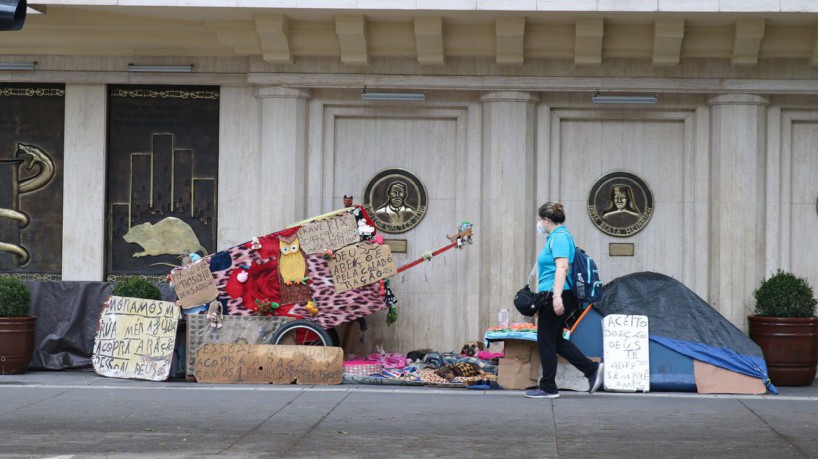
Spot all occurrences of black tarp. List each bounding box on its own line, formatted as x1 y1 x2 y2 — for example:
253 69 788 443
25 281 177 370
594 272 764 359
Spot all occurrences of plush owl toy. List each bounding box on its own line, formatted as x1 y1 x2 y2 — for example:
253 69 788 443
278 234 307 285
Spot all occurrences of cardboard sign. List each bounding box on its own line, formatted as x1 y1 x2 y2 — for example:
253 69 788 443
296 213 360 254
329 242 397 293
602 314 650 392
194 343 343 384
171 260 219 308
185 315 291 381
92 296 180 381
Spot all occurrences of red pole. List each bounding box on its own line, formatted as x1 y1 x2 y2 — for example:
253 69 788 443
396 241 459 274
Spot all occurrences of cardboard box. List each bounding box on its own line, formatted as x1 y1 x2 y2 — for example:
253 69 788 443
498 339 541 389
504 339 537 361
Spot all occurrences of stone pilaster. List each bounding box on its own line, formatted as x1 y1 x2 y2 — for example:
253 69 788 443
708 94 769 330
62 84 107 281
480 91 539 328
255 86 310 232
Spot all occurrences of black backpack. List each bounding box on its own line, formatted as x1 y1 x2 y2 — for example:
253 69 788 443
551 231 603 304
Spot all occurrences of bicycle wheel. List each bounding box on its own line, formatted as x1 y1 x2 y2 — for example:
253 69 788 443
271 319 334 346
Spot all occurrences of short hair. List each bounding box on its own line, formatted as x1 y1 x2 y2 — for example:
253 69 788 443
538 202 566 223
387 182 407 194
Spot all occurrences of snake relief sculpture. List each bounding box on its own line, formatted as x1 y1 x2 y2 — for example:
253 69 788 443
0 143 56 266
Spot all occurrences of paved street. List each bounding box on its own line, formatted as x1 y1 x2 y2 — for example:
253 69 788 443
1 370 818 458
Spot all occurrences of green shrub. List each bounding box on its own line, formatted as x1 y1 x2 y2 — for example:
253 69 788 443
0 276 31 317
753 270 817 318
112 276 162 301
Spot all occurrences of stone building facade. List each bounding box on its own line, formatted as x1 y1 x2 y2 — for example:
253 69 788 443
2 0 818 353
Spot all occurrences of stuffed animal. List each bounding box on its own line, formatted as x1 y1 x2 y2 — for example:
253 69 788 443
358 219 375 240
206 300 223 329
447 221 474 248
460 340 484 357
406 348 432 364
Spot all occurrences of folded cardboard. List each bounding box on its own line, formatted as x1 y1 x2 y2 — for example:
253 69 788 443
498 339 540 390
556 356 601 391
504 339 537 361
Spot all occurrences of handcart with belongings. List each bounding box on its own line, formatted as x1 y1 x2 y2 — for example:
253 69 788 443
169 205 474 348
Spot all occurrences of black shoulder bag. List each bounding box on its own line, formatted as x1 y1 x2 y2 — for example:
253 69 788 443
513 263 546 317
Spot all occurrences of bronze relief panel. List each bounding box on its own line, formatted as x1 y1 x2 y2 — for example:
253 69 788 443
106 85 219 279
587 171 654 237
0 83 65 279
363 168 428 234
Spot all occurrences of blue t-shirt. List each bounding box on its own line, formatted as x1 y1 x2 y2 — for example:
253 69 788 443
537 226 575 293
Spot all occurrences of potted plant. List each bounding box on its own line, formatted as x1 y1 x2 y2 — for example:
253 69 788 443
111 275 163 300
748 270 818 386
0 276 36 375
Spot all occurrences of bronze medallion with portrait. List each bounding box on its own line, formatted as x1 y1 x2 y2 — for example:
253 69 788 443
587 171 654 237
363 168 428 234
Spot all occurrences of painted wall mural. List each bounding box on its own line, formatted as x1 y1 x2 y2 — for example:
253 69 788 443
0 83 65 279
106 85 219 280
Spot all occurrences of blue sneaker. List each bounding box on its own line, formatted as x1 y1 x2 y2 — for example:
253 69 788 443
589 362 604 393
524 389 559 399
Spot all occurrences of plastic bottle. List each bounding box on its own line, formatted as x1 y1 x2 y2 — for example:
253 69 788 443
498 308 509 328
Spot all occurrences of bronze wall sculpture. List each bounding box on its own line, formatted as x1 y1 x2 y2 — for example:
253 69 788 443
0 83 65 279
363 168 428 234
587 171 654 237
106 85 219 280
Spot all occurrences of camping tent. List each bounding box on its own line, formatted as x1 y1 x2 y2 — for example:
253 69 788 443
570 272 775 394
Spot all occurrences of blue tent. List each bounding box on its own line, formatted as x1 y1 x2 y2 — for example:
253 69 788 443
570 272 776 394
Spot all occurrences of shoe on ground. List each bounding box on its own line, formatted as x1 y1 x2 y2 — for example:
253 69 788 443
524 388 560 399
589 362 604 393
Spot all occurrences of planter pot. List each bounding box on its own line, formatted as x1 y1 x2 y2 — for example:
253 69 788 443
748 315 818 386
0 316 37 375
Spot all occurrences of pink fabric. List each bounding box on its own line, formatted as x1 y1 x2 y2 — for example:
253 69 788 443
344 360 378 366
477 350 504 360
367 352 408 369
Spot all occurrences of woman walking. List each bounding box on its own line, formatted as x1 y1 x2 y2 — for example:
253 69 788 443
526 202 604 399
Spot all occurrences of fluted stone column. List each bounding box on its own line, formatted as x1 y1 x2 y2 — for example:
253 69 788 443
62 84 107 281
480 91 539 329
708 94 769 330
255 87 310 232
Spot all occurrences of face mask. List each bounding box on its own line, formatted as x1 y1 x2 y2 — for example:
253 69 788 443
536 221 547 234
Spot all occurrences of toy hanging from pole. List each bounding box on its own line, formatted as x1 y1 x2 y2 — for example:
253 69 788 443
396 222 474 274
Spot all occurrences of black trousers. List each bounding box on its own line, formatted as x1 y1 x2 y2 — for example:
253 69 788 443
536 289 598 393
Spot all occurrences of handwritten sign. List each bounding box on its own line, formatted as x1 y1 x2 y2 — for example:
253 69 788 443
193 343 343 384
297 213 360 254
602 314 650 392
171 260 219 309
185 315 290 380
329 242 397 293
92 296 180 381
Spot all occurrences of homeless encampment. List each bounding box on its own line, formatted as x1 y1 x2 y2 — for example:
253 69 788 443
570 271 776 394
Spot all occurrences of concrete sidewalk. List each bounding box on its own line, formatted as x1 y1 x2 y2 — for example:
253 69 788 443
2 370 818 458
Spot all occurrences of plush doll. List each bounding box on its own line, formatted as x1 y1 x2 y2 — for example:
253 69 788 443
357 219 375 240
206 300 223 329
447 221 474 248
